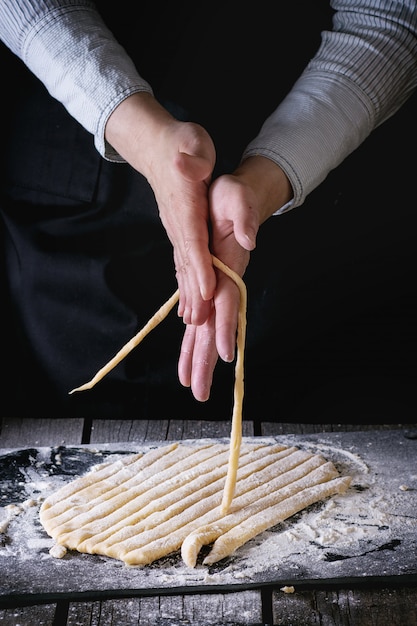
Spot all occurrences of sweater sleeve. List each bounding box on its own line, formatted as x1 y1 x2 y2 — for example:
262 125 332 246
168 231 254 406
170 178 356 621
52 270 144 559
243 0 417 212
0 0 153 161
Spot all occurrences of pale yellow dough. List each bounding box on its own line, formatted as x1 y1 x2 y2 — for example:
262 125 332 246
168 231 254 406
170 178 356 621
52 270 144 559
40 442 351 568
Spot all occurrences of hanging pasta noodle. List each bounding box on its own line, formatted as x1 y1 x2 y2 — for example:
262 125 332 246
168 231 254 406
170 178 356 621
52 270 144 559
70 256 247 514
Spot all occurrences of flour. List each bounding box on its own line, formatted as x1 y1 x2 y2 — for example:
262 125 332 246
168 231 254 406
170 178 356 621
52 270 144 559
1 434 416 595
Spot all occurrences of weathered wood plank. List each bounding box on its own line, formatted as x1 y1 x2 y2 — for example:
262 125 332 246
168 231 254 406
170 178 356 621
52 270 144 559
89 419 254 444
261 423 417 436
0 417 85 447
0 604 56 625
272 586 417 626
166 419 254 440
89 419 169 444
161 592 262 625
67 592 263 625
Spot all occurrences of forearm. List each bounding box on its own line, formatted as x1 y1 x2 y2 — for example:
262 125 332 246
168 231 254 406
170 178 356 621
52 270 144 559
243 0 417 210
0 0 153 160
104 92 176 178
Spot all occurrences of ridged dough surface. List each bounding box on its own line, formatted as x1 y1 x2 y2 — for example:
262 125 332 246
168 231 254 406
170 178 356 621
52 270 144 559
39 442 351 567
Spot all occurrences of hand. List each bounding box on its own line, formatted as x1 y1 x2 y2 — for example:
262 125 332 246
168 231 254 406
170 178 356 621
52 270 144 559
178 156 293 401
105 92 217 326
177 173 257 401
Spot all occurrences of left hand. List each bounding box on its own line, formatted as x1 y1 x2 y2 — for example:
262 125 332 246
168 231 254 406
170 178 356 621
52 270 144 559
177 172 257 401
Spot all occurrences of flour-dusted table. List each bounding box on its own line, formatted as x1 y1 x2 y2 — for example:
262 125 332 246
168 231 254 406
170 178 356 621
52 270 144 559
1 418 416 626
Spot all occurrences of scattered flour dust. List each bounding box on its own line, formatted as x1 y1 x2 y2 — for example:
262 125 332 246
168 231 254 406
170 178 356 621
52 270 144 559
194 440 404 584
0 471 57 562
0 439 414 591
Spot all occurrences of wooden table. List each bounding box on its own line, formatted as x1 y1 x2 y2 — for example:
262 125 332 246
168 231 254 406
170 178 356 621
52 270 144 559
1 417 416 626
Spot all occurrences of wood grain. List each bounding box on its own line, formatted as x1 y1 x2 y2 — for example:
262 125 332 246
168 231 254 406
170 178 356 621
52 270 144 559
1 417 416 626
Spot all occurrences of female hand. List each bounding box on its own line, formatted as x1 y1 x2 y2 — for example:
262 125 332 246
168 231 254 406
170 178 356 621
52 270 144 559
105 92 217 326
178 155 292 401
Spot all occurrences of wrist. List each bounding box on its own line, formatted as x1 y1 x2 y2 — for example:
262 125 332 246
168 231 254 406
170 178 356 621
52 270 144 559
104 92 175 177
235 156 293 223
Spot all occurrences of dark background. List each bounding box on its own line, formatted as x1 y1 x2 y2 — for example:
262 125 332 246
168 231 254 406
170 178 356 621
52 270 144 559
1 2 416 422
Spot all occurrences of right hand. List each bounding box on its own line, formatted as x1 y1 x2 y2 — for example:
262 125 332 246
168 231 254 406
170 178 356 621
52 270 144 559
105 92 217 327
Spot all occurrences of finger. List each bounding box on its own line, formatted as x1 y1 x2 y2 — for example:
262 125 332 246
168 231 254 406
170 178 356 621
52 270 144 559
176 261 215 326
213 276 240 363
189 316 219 402
232 209 258 251
175 125 216 183
176 152 214 183
178 324 196 388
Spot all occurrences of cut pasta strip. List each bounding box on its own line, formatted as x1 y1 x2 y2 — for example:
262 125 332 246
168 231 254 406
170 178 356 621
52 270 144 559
44 443 285 552
77 443 286 553
93 447 311 561
46 443 217 538
40 445 175 513
181 460 342 567
40 442 352 568
203 476 352 565
208 259 247 515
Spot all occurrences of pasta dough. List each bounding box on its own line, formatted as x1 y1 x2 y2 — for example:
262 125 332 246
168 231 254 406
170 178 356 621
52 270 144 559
39 441 351 568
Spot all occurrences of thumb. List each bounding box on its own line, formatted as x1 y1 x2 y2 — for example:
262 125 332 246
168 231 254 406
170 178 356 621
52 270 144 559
176 150 215 183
